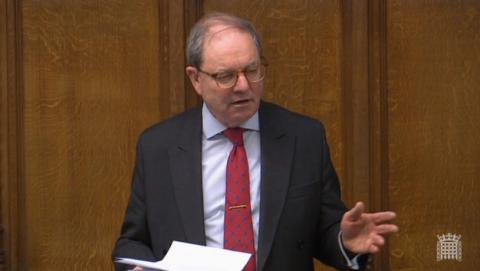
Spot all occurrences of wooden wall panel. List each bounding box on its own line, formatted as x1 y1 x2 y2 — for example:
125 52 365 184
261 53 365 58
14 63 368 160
14 0 181 269
387 1 480 270
2 0 479 270
1 0 23 269
367 0 390 269
341 0 371 212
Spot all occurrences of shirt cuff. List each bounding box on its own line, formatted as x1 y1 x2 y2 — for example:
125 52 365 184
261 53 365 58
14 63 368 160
338 231 362 270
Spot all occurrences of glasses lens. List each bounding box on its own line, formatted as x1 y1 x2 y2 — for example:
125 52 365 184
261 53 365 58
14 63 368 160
245 65 265 82
216 72 236 88
214 64 266 88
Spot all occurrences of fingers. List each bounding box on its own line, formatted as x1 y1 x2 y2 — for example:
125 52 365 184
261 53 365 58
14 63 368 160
371 211 397 224
133 267 144 271
346 201 365 222
342 203 399 255
366 225 399 254
375 224 399 235
371 234 385 246
363 234 385 254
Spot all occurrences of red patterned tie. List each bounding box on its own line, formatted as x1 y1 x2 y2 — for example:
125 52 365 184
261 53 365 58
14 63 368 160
223 128 256 271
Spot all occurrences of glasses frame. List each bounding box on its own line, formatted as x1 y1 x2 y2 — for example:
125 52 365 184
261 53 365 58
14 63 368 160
193 58 268 89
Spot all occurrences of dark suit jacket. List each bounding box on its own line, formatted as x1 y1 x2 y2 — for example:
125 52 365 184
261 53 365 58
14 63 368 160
113 101 359 271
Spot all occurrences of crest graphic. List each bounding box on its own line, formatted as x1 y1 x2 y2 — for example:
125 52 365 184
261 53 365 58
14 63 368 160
437 233 462 262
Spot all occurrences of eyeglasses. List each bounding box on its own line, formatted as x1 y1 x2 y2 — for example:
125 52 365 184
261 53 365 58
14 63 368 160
196 63 267 89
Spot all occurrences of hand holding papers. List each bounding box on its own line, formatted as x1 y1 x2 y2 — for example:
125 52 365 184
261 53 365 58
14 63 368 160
116 241 251 271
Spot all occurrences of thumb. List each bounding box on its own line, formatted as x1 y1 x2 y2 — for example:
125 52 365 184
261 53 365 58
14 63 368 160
347 201 365 222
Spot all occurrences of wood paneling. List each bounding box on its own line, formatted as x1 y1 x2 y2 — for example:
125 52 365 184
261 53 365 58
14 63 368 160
184 0 204 109
158 0 188 115
1 0 197 269
1 0 479 270
341 0 371 210
387 1 480 270
20 0 163 269
1 0 24 269
368 0 390 269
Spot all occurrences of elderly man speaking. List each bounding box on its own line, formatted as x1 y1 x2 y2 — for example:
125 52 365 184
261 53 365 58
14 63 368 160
113 12 398 271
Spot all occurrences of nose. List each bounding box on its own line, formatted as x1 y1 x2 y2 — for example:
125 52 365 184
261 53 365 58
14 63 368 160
232 72 250 92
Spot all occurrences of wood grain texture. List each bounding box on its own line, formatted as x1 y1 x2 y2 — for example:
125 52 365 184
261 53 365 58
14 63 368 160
0 0 24 270
387 1 480 270
0 2 9 269
2 1 479 271
184 0 204 109
368 0 390 269
341 0 370 208
18 0 177 269
159 0 187 116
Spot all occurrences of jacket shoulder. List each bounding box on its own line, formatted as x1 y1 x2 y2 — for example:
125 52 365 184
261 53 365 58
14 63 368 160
137 105 202 147
260 101 326 134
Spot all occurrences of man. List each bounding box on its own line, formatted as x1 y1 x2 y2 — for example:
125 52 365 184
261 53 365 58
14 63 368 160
113 13 398 271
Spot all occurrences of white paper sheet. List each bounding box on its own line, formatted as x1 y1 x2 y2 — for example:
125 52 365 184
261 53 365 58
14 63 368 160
116 241 251 271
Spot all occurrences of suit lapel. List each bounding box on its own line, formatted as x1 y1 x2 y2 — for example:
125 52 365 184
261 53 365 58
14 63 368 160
257 104 295 271
168 107 206 245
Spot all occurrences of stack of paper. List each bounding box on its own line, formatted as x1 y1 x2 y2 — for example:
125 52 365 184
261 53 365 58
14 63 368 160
116 241 251 271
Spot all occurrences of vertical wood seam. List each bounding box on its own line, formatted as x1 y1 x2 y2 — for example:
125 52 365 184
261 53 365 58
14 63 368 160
340 0 354 206
0 1 7 269
1 0 25 269
368 0 389 270
183 0 203 109
378 2 390 269
14 0 25 268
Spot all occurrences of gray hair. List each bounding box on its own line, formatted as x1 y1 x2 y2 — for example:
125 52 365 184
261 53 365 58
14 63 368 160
186 12 263 68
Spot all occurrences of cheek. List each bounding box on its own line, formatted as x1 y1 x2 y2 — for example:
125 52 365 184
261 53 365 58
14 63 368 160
252 84 263 99
213 90 229 102
205 89 229 108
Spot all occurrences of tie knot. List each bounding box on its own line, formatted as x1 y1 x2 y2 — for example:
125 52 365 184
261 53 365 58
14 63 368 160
224 128 244 146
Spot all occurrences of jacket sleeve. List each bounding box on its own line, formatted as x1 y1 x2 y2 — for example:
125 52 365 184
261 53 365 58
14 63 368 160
112 139 156 271
313 124 368 270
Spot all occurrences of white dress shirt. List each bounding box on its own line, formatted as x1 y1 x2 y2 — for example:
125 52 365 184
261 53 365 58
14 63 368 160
201 103 261 250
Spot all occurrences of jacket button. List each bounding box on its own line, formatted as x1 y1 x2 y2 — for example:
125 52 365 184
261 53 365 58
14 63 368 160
297 240 305 250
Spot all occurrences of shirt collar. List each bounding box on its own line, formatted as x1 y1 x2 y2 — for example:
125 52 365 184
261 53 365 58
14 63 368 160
202 103 260 140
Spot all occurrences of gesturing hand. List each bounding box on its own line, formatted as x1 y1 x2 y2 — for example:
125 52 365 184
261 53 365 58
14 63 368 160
340 202 398 254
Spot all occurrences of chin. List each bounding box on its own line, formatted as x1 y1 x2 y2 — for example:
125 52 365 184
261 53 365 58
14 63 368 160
225 106 257 126
233 114 255 126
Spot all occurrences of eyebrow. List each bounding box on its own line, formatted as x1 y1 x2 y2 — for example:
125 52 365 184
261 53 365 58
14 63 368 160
215 61 260 73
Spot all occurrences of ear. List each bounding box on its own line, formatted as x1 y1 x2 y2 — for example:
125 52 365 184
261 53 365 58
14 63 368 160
186 66 202 96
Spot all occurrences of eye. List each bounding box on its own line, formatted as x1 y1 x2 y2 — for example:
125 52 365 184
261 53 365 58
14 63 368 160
215 72 235 83
245 67 259 78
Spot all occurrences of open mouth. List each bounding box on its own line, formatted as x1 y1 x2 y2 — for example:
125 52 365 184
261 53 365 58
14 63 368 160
231 99 250 105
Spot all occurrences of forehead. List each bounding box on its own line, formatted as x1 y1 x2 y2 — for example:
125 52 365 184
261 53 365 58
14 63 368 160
202 25 259 69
